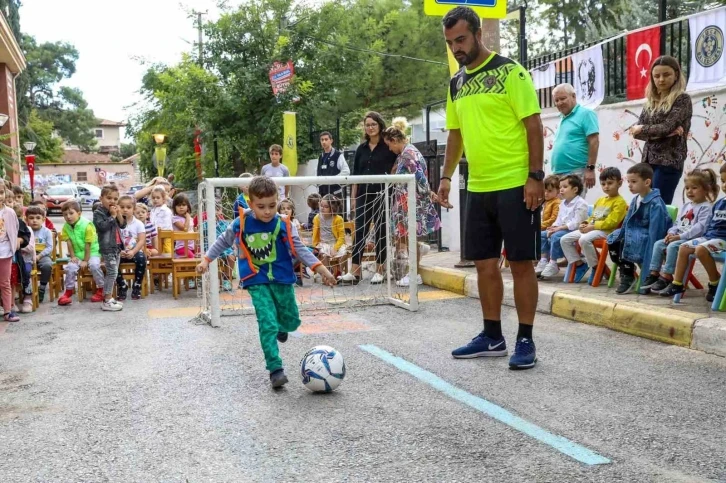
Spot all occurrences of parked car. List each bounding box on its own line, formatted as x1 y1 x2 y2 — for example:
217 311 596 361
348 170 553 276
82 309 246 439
76 183 102 207
42 184 83 214
126 184 144 195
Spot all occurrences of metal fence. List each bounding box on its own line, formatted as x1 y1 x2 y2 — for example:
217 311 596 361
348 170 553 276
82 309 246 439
525 18 691 109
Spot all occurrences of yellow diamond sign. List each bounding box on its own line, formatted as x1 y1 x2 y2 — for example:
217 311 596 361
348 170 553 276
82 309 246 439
424 0 506 19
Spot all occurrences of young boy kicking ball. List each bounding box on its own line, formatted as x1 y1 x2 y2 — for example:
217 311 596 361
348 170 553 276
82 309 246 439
197 176 336 388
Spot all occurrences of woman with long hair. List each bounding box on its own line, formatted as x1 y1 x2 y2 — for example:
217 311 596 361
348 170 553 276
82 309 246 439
340 111 397 285
630 55 692 205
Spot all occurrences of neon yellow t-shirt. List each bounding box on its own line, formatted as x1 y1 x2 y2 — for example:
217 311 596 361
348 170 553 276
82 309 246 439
446 52 541 193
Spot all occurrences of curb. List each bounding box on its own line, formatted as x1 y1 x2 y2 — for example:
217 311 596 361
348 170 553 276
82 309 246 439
420 265 725 357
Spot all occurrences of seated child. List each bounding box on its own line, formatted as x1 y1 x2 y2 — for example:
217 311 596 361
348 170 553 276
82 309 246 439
25 205 54 302
536 174 589 279
28 200 56 231
660 164 726 300
172 193 194 258
560 167 628 283
279 198 303 286
541 175 561 230
197 177 336 388
304 192 321 230
135 203 159 257
313 194 346 279
607 163 672 294
641 168 717 294
233 172 253 217
150 185 173 254
13 204 32 313
58 200 105 306
117 195 147 301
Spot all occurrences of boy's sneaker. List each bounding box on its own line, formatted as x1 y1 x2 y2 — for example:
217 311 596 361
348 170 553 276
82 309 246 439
270 369 288 389
573 263 590 283
540 260 560 279
339 273 360 286
90 288 105 303
3 311 19 322
396 274 423 287
131 288 142 300
509 338 537 370
277 331 288 343
649 277 670 294
370 273 387 284
451 331 508 358
102 298 123 311
615 273 637 294
534 258 548 275
58 289 74 306
706 283 719 303
20 298 33 313
117 286 128 301
638 274 660 294
659 282 685 297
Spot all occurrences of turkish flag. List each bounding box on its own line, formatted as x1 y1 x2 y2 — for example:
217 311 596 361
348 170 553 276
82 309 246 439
627 27 661 100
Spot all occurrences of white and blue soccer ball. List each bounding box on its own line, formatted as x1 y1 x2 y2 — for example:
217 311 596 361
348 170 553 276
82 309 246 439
300 345 346 393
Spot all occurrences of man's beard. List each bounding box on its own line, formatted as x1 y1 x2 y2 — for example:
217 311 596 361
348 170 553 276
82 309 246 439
457 43 481 67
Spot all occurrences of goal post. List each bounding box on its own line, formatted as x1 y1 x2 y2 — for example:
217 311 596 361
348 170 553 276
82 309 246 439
197 174 419 327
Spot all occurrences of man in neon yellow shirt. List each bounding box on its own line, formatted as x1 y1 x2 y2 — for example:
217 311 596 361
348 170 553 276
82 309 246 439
437 6 544 370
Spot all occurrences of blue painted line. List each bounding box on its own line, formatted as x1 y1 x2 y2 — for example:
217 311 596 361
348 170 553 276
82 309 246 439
359 344 611 466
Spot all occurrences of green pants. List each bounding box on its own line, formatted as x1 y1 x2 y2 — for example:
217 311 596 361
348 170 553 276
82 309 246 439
248 283 301 372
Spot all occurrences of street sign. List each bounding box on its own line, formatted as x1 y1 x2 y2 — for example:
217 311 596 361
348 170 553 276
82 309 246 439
424 0 506 19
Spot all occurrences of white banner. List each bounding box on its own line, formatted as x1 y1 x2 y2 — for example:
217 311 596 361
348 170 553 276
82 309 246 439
571 46 605 109
687 8 726 90
530 63 556 90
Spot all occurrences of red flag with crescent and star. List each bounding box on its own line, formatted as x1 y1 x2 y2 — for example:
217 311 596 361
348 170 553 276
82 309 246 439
627 27 661 100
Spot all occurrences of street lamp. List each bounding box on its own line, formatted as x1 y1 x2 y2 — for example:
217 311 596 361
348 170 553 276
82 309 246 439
24 142 37 199
153 134 167 178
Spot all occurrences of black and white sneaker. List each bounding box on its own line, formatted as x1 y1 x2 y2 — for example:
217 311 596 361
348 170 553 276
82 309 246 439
615 273 637 294
707 283 718 303
270 369 288 389
659 282 685 297
648 277 670 294
638 274 660 294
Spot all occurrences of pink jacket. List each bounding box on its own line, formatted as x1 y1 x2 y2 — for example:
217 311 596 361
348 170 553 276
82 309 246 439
0 206 19 255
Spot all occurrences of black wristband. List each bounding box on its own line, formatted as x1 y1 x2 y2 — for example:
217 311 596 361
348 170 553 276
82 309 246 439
441 176 452 182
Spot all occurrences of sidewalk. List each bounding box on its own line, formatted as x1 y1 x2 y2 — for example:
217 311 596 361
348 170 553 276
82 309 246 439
420 250 726 358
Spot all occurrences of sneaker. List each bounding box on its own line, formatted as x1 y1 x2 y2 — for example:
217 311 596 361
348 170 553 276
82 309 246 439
534 258 548 275
90 288 105 303
451 331 508 359
396 274 423 287
615 273 637 294
418 243 431 257
131 288 142 300
20 299 33 313
38 286 46 303
540 260 560 278
339 273 360 286
295 276 303 287
509 338 537 370
649 277 671 294
573 263 590 283
102 298 123 311
707 283 719 303
277 332 288 343
659 282 685 297
270 369 288 389
222 280 233 292
638 274 661 294
116 286 128 301
370 273 386 284
304 267 314 279
58 289 74 306
3 311 19 322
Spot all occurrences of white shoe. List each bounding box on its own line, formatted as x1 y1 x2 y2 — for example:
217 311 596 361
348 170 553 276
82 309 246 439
339 273 360 285
534 258 548 274
418 243 431 257
102 298 123 311
540 261 560 278
370 273 386 284
396 274 423 287
313 274 322 283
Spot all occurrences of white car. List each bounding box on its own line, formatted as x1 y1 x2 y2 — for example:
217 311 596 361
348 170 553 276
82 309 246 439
75 183 102 207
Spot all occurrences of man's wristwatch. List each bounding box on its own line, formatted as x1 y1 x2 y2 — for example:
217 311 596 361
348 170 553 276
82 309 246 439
528 170 545 181
586 164 596 171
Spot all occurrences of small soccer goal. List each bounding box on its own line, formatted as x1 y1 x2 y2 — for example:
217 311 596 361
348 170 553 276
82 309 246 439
196 174 419 327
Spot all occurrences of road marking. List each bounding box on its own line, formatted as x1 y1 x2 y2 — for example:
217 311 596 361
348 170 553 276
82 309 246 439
359 344 611 466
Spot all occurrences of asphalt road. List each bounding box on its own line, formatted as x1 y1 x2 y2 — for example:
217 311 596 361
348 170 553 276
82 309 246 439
0 292 725 482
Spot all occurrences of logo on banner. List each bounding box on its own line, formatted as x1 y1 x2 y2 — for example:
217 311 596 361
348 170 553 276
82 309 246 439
286 135 295 149
696 25 724 68
635 43 653 78
577 59 597 100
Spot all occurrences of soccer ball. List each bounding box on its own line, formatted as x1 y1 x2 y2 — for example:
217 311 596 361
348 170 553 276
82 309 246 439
300 345 346 393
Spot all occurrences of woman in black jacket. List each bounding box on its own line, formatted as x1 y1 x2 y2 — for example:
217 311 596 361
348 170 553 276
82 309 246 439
339 112 397 285
630 56 692 205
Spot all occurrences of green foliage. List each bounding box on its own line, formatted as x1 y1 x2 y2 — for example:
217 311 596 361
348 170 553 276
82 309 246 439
120 143 137 160
129 0 450 182
20 110 64 163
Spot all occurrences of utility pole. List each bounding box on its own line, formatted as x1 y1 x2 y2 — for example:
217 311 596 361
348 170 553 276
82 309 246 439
192 10 208 181
193 10 207 66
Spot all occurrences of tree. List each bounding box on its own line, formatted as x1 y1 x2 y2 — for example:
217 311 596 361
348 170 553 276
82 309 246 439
120 143 137 160
19 110 64 163
18 35 97 151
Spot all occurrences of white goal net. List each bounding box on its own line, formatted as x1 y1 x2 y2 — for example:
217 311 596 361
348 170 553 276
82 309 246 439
196 174 419 327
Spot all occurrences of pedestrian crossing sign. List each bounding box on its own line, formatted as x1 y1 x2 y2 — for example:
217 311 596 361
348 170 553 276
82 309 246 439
424 0 506 19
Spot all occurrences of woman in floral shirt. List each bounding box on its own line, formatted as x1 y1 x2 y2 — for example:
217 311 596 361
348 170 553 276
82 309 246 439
382 117 442 287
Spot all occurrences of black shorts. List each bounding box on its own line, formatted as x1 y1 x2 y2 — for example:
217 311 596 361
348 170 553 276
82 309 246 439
464 186 541 262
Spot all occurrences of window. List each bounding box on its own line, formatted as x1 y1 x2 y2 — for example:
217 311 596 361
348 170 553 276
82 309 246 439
77 172 87 181
95 129 104 139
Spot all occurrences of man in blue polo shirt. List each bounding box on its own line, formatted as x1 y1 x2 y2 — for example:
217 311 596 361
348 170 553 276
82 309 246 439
551 83 600 196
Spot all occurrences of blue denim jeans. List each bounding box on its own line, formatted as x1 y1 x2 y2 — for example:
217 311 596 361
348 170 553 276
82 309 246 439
651 164 682 205
649 238 685 275
541 230 569 260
